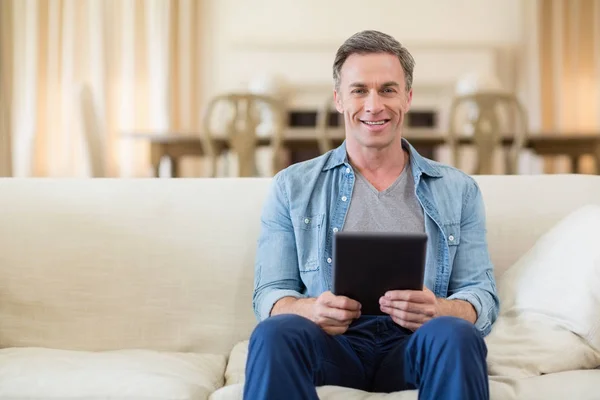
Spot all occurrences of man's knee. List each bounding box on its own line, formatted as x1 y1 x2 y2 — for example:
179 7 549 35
418 316 484 350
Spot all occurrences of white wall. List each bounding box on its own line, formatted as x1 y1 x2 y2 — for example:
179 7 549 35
222 0 523 44
200 0 526 109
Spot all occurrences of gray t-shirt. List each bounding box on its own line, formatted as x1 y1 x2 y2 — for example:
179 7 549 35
343 161 425 233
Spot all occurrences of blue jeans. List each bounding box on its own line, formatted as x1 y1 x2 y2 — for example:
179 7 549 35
244 314 489 400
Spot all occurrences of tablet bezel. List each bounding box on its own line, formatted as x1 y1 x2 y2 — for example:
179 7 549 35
331 231 427 316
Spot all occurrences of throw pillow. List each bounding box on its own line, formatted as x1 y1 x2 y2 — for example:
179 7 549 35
485 204 600 378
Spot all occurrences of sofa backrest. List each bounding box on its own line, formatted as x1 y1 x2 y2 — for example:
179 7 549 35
476 175 600 277
0 175 599 355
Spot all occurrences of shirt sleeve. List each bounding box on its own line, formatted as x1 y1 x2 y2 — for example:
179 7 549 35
252 171 306 321
446 179 500 336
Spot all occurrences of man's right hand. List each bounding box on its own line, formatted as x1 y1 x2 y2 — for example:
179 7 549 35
309 291 361 335
271 291 362 335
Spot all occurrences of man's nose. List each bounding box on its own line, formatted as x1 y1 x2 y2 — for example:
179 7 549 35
364 91 384 114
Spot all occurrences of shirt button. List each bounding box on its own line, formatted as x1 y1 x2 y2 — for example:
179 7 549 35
333 227 338 233
341 196 347 202
448 235 455 242
345 167 351 173
304 218 310 224
327 258 332 264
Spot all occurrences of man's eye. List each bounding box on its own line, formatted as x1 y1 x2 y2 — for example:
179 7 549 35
352 89 366 94
382 88 396 93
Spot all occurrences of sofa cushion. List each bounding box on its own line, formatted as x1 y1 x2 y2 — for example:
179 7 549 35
486 205 600 378
0 178 268 355
209 383 419 400
0 347 226 400
224 340 248 386
516 370 600 400
475 175 600 279
209 379 516 400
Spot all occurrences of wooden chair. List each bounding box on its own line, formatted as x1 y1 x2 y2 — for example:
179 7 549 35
203 93 286 177
315 94 343 154
447 91 528 175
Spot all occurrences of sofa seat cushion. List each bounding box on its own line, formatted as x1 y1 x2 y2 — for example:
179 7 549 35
0 347 226 400
210 380 517 400
209 383 419 400
516 370 600 400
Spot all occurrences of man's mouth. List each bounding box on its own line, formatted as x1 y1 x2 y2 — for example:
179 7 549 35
361 119 390 126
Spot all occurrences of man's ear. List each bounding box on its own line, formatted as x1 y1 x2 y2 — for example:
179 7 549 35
333 89 344 113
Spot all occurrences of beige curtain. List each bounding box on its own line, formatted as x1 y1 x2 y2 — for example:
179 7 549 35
537 0 600 172
0 0 204 177
0 0 14 177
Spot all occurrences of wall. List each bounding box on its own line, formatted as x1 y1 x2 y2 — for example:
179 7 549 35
200 0 526 111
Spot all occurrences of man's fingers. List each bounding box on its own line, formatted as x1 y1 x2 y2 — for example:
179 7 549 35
323 294 361 311
323 325 349 336
380 306 431 324
322 306 360 322
379 299 436 317
317 315 354 327
391 316 421 332
384 290 428 303
381 299 419 313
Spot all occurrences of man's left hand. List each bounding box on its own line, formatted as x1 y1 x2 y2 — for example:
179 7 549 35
379 287 439 331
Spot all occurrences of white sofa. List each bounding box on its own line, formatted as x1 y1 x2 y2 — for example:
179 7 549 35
0 175 599 400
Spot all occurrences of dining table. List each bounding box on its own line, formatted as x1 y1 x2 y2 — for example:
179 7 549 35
121 128 600 177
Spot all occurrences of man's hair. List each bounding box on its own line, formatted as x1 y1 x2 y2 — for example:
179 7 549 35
333 30 415 92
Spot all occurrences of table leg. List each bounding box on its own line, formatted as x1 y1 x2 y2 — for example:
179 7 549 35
594 142 600 175
150 143 165 177
570 155 579 173
170 156 179 178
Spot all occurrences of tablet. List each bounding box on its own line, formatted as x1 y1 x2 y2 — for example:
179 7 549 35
331 231 427 316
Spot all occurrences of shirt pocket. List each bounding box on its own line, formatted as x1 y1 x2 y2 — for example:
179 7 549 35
442 222 461 263
294 213 324 273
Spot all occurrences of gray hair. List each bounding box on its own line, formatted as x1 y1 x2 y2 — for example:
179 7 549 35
333 30 415 92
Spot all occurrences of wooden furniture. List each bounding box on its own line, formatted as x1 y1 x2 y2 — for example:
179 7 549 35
447 92 529 174
202 93 286 177
122 129 600 177
315 95 340 154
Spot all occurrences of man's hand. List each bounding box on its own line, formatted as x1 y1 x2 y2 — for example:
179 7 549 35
379 287 438 331
271 292 362 335
310 291 361 335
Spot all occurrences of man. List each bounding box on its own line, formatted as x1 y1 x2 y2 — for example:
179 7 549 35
244 30 499 400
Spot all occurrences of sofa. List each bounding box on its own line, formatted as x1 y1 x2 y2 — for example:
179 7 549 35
0 175 599 400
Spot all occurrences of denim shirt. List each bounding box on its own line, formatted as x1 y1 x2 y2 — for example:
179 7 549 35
252 139 499 336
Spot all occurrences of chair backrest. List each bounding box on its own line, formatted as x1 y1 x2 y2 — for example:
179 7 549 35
77 84 106 177
447 91 528 174
315 94 343 154
203 93 286 177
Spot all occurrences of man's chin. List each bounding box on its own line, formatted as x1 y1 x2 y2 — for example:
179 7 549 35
358 137 398 150
354 131 399 147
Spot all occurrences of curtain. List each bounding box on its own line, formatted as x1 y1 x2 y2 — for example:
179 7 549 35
536 0 600 172
0 0 204 177
0 0 14 176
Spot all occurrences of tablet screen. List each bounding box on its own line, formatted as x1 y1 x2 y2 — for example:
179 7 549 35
332 232 427 315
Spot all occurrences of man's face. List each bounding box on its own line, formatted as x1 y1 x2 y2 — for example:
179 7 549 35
334 52 412 150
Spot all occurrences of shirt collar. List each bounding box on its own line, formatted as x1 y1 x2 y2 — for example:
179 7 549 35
322 138 443 178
